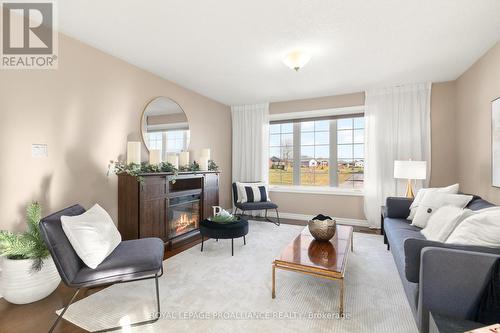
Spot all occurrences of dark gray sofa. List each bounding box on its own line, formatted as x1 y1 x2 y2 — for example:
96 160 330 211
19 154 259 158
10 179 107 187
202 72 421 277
382 196 500 333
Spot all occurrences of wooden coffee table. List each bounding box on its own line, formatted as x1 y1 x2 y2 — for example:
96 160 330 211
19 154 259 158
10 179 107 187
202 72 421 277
272 224 353 316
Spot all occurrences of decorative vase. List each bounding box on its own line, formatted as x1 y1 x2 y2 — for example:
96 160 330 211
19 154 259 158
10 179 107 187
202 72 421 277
308 214 336 241
0 256 61 304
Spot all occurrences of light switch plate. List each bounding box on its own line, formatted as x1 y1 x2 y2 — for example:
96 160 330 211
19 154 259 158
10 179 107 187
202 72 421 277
32 144 48 158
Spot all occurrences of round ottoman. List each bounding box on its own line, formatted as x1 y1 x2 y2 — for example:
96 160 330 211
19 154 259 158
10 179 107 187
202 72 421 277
200 218 249 256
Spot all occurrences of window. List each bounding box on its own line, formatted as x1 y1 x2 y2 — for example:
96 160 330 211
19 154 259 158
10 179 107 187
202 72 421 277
269 115 364 189
300 120 330 186
337 117 364 189
269 123 294 185
147 132 163 151
166 130 189 153
146 129 190 156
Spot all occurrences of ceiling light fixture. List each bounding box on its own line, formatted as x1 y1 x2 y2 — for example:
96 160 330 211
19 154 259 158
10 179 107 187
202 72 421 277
282 51 311 71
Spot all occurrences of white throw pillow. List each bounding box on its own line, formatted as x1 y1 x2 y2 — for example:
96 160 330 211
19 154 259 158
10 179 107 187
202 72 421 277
61 204 122 269
411 192 472 229
407 183 459 220
446 208 500 247
420 206 473 242
236 182 270 203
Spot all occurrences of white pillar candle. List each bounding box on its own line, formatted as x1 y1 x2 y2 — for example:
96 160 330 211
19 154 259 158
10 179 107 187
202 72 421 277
149 149 161 165
201 148 211 160
166 154 179 169
127 142 141 165
179 151 190 167
199 156 209 171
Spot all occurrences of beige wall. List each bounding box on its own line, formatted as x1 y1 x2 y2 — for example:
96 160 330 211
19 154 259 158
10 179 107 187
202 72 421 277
0 33 232 232
429 81 458 186
456 41 500 203
268 85 458 220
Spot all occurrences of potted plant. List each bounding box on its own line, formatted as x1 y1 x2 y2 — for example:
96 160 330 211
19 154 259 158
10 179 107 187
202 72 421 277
0 202 61 304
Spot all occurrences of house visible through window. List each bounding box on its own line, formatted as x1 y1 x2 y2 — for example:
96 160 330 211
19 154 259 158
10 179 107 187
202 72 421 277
269 115 364 189
269 123 293 184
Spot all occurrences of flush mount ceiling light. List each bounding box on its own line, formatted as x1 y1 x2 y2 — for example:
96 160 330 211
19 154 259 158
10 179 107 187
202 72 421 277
282 51 311 71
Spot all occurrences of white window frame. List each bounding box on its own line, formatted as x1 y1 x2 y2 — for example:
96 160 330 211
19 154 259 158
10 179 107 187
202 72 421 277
268 106 365 196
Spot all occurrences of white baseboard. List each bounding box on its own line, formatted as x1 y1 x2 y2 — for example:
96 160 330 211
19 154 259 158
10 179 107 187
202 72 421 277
224 207 370 228
265 211 369 228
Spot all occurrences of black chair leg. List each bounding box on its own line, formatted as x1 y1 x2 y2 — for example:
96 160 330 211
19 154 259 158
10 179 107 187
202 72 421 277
49 288 80 333
201 236 204 252
264 209 280 226
275 209 281 226
243 235 246 245
231 238 234 256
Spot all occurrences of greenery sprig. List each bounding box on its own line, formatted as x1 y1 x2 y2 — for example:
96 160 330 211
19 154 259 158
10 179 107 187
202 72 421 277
0 202 50 272
179 161 200 172
208 159 220 172
178 160 219 172
107 160 179 184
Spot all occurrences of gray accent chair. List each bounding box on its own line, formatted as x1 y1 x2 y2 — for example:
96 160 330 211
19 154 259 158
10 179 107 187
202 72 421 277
232 182 280 226
382 196 500 333
39 204 164 333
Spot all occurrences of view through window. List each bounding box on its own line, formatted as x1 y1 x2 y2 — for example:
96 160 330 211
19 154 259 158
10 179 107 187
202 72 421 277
269 116 364 189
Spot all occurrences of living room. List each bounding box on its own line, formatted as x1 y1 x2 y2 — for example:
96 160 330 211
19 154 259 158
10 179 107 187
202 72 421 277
0 1 499 333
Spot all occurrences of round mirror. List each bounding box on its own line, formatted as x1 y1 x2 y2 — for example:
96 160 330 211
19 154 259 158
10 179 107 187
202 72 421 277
141 97 190 157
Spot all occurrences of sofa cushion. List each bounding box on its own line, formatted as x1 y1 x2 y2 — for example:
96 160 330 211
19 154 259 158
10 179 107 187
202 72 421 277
236 201 278 210
384 218 424 278
421 206 473 242
466 198 495 211
412 193 472 228
408 184 459 220
446 208 500 247
384 217 423 314
386 197 413 219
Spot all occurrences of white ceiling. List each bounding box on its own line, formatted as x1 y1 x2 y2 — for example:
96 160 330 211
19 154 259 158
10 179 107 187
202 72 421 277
58 0 500 105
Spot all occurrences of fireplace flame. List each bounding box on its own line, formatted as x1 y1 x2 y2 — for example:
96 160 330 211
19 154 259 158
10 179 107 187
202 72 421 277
176 213 197 233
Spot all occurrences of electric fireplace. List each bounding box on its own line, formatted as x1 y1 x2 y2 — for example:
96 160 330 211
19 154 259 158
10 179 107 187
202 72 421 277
168 193 201 239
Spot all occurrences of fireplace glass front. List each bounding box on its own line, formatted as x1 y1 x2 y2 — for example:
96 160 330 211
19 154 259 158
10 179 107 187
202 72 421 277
168 193 200 239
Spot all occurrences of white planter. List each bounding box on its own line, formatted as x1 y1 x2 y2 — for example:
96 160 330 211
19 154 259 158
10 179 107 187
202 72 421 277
0 256 61 304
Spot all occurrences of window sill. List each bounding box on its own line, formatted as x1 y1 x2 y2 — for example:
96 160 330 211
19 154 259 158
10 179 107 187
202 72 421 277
269 185 364 196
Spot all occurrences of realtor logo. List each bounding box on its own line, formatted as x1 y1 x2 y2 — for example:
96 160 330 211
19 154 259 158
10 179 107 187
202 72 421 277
1 0 58 69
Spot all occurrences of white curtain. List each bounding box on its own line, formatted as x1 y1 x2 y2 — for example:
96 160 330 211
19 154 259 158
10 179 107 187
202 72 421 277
231 103 269 184
363 83 431 228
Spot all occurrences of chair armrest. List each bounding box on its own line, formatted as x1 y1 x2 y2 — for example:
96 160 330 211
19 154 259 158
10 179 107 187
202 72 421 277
418 247 499 333
404 238 500 283
386 197 413 218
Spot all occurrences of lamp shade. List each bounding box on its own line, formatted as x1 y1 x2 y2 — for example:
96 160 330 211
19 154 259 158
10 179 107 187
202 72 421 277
394 160 427 180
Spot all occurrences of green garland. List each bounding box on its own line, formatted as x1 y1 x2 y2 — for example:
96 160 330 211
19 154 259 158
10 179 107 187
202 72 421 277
108 159 220 183
108 161 179 184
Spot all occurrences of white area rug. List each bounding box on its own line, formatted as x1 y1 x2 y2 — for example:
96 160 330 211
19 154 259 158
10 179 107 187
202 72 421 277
57 221 418 333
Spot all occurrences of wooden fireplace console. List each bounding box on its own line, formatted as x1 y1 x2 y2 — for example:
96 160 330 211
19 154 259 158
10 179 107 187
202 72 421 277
118 171 219 250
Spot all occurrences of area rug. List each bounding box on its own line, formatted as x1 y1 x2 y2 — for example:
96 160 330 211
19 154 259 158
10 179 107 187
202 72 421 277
56 221 418 333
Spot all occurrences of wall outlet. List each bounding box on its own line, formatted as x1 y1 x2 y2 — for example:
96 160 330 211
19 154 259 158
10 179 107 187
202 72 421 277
32 144 48 158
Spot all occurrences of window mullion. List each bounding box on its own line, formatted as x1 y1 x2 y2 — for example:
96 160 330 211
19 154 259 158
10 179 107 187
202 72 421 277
329 120 338 187
293 123 301 185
